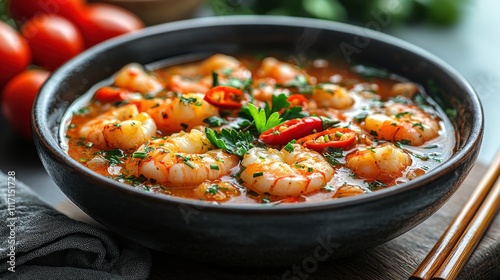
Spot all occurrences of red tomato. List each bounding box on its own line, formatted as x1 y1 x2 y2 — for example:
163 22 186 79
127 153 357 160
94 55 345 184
21 15 84 71
1 70 51 140
79 3 144 47
0 21 31 89
8 0 86 25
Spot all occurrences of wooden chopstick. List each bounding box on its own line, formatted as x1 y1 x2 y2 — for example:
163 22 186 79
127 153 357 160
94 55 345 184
411 149 500 280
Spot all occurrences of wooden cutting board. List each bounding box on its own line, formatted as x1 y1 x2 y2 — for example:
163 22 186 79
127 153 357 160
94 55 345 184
57 162 500 280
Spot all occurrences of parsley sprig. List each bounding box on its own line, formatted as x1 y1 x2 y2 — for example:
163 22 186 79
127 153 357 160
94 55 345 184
205 127 255 157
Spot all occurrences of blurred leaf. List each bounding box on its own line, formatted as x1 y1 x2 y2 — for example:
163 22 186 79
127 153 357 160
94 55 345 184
302 0 347 21
367 0 414 26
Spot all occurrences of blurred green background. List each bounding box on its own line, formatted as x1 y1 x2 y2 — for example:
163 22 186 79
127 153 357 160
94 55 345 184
208 0 468 27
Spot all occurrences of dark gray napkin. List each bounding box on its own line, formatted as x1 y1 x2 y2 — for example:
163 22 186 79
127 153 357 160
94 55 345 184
0 171 151 279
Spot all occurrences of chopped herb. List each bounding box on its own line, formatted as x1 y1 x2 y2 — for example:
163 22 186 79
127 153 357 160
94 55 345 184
253 172 264 178
423 144 439 149
307 167 313 172
179 96 198 105
351 65 389 79
76 141 85 146
367 180 387 190
334 131 343 138
79 158 87 163
114 123 121 128
323 185 335 192
247 189 259 197
353 112 368 123
176 154 195 169
203 116 227 127
210 164 220 170
262 196 271 204
323 147 343 166
284 141 295 153
212 71 219 87
206 184 219 195
85 142 93 149
413 122 424 130
277 75 313 94
445 108 457 120
132 152 147 159
74 107 90 116
395 111 412 119
68 123 76 129
370 130 378 137
180 123 189 130
99 148 126 165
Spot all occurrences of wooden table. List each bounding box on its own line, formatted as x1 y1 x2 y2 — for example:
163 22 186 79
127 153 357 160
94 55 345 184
57 162 500 280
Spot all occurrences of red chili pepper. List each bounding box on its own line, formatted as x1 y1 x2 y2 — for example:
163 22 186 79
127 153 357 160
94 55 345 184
297 128 357 152
287 94 308 111
259 116 338 145
94 86 130 103
204 86 246 109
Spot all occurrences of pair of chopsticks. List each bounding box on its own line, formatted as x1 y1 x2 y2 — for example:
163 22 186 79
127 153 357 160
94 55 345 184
411 149 500 280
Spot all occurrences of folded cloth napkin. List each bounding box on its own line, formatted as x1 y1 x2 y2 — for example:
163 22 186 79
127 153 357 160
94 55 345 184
0 171 151 280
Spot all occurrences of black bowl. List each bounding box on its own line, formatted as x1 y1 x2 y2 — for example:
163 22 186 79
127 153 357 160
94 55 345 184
33 16 483 266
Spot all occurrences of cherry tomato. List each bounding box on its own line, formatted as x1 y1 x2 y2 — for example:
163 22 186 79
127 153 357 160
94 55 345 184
0 21 31 89
259 116 339 145
8 0 86 25
297 128 357 152
94 86 130 103
79 3 144 47
1 69 51 140
21 15 84 71
204 86 246 109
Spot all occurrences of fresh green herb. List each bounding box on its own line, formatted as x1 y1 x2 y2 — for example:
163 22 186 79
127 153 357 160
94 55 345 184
367 180 387 190
353 112 368 123
423 144 439 149
79 158 87 163
74 107 90 116
212 71 219 87
132 152 147 159
395 111 412 119
179 96 198 105
247 190 259 197
351 65 389 79
262 195 271 204
323 147 343 166
68 123 77 129
253 172 264 178
206 184 219 195
176 154 195 169
307 167 313 172
99 148 126 165
370 130 378 137
205 127 255 157
445 108 457 120
116 174 148 187
76 141 85 146
114 123 121 128
390 96 411 104
247 103 282 133
284 140 295 153
334 131 343 138
277 75 313 94
203 116 227 127
413 122 424 130
180 123 189 130
210 164 220 170
323 185 335 192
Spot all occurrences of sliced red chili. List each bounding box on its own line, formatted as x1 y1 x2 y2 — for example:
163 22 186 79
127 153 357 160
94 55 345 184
94 86 130 103
204 85 246 109
259 117 324 145
297 128 357 152
287 94 308 111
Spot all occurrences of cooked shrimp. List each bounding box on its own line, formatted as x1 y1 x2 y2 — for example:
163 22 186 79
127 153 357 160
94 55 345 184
257 57 308 84
114 63 163 94
139 93 219 134
362 101 440 146
79 104 157 150
125 129 239 186
389 82 419 99
345 144 411 182
239 144 334 196
312 83 354 110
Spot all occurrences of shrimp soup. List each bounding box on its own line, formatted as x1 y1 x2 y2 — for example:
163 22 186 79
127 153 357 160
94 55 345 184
62 54 456 204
